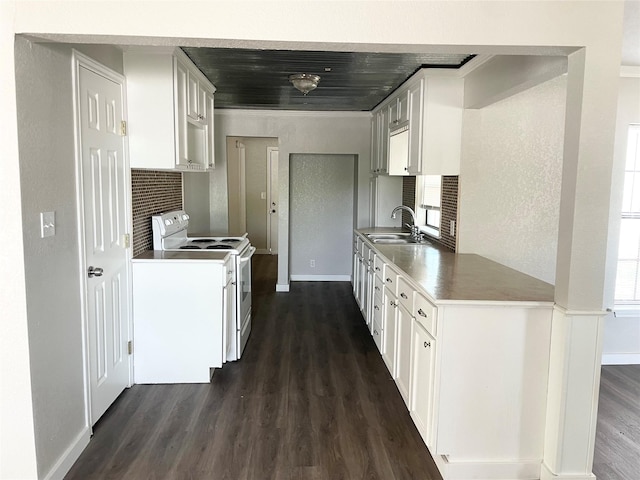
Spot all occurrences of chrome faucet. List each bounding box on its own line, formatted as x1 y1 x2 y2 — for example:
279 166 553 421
391 205 422 242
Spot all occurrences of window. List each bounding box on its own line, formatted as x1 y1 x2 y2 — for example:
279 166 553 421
615 125 640 305
416 175 442 237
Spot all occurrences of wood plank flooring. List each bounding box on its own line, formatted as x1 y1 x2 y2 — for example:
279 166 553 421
593 364 640 480
65 255 442 480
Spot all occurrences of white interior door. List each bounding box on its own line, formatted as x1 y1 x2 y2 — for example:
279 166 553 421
267 147 279 254
76 57 130 425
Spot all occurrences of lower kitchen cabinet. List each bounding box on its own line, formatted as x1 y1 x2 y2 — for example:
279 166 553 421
352 231 554 480
395 301 412 406
411 319 436 450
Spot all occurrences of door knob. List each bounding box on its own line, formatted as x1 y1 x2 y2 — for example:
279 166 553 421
88 266 103 278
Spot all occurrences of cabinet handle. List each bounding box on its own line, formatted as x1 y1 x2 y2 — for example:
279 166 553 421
374 305 380 311
424 341 431 348
390 301 397 307
418 308 427 317
375 286 380 291
375 267 380 271
386 278 393 283
374 330 379 336
400 292 408 299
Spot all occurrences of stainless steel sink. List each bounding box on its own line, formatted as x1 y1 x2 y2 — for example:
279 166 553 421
365 233 412 240
371 237 430 245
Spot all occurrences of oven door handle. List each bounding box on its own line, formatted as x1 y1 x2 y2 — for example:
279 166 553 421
239 246 256 263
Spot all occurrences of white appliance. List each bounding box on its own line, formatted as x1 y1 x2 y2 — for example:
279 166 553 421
151 210 255 361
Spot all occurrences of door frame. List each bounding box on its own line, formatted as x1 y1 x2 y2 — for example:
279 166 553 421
71 50 133 430
266 146 279 254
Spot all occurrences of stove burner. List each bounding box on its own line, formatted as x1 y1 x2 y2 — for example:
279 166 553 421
191 239 216 243
180 245 202 250
221 238 240 242
206 245 233 250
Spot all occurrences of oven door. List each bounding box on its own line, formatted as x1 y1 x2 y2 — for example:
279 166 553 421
236 245 256 357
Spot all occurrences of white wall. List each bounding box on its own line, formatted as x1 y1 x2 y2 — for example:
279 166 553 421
458 75 567 284
13 38 125 479
290 154 355 279
602 73 640 365
212 110 371 290
183 172 211 233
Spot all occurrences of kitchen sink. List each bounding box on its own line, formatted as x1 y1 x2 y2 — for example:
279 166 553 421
365 233 412 240
371 237 430 245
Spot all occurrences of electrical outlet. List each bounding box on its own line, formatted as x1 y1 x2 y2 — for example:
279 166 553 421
450 220 456 236
310 259 315 268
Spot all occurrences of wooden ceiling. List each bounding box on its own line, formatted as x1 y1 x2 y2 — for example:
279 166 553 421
181 47 474 111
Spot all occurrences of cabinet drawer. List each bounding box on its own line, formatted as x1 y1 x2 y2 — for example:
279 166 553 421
414 292 437 336
397 276 414 312
374 255 385 280
384 267 399 295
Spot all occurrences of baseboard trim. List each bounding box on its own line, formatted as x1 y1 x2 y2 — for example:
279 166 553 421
290 275 351 281
540 461 596 480
601 352 640 365
275 283 290 292
434 454 542 479
43 426 90 480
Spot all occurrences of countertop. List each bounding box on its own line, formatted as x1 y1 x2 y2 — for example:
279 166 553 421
357 228 554 304
132 250 231 263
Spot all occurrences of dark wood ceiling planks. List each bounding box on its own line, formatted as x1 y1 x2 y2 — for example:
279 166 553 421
181 47 474 111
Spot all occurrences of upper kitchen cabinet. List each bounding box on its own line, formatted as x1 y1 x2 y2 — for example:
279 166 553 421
384 71 464 176
388 89 409 128
124 48 216 171
371 108 389 174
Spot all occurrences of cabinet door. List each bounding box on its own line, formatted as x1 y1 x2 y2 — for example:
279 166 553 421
411 320 436 448
378 109 389 173
407 79 424 175
174 60 189 167
382 288 397 375
205 91 215 169
389 101 399 127
198 84 208 122
396 302 412 406
187 71 199 120
397 90 409 124
370 116 379 173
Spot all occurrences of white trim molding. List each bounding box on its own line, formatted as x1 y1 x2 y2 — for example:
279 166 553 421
620 65 640 78
601 353 640 365
542 306 606 480
275 283 290 292
42 427 90 480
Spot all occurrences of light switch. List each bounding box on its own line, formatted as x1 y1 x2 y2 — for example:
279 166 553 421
40 211 56 238
260 192 266 200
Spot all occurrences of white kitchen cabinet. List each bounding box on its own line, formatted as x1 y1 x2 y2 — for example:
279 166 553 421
382 284 397 374
371 109 390 174
411 319 436 450
395 297 413 406
124 48 216 171
389 89 409 128
132 258 226 383
380 70 463 177
352 231 554 480
223 256 235 363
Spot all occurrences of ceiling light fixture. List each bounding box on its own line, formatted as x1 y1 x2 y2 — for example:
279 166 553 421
289 73 321 95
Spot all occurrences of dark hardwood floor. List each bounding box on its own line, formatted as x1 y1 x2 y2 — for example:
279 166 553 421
593 364 640 480
65 255 442 480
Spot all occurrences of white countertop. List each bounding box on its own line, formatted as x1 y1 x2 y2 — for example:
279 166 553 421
357 228 555 304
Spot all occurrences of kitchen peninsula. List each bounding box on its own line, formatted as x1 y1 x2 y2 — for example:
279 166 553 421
353 227 554 480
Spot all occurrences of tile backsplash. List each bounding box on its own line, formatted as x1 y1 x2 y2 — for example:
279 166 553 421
131 170 182 256
402 175 458 252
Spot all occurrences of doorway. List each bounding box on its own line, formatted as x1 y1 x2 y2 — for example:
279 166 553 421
227 137 278 254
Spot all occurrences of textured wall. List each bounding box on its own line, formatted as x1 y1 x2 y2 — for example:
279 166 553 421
131 170 182 256
458 74 566 284
290 154 355 278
